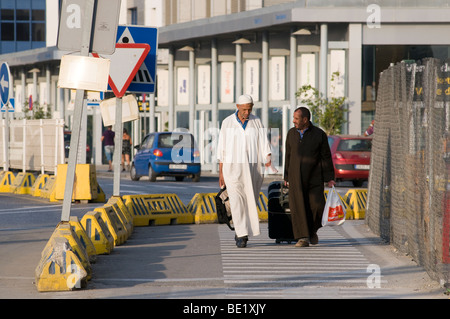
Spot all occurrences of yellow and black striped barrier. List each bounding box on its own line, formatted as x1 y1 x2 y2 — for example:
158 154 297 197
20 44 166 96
80 211 114 255
35 222 91 292
343 189 367 219
31 174 49 197
122 193 193 226
187 192 269 224
0 171 15 193
10 172 35 195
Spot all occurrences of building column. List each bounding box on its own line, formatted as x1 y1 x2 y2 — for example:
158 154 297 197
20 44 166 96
319 24 328 99
348 23 362 135
168 47 175 131
30 68 39 107
262 31 269 129
211 38 218 129
211 38 218 174
284 27 298 168
189 48 195 133
46 65 51 109
149 93 156 133
21 69 26 113
58 88 65 120
235 43 243 99
289 27 297 126
94 105 102 165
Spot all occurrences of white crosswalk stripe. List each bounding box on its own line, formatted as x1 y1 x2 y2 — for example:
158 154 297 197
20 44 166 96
219 224 392 298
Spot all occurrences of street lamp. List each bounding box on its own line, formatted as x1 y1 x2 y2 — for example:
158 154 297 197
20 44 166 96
232 37 251 44
292 28 312 36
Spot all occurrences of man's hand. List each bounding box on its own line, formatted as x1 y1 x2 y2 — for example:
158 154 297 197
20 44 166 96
265 154 272 168
219 162 225 188
326 180 336 188
265 154 278 173
219 174 225 188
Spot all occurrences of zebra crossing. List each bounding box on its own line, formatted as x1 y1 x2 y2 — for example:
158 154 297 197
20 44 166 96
219 224 392 298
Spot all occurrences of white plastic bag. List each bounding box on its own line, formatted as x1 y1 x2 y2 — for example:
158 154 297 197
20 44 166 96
321 186 346 226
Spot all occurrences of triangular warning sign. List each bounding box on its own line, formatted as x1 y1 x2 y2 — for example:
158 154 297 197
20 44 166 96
117 27 155 85
117 27 135 44
92 43 150 98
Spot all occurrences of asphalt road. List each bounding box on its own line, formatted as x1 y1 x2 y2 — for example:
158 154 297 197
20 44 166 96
0 170 447 302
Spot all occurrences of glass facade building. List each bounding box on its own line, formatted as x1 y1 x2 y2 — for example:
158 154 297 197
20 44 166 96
0 0 46 54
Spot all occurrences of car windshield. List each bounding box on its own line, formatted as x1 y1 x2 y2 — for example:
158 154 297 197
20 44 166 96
157 133 194 149
337 139 372 152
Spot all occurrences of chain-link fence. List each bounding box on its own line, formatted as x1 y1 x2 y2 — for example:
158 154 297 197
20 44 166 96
367 58 450 285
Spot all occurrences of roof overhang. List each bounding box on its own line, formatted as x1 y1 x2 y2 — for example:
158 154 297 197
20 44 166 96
0 46 68 67
157 2 450 47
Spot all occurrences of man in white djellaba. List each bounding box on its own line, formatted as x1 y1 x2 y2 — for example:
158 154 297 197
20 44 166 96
217 94 273 248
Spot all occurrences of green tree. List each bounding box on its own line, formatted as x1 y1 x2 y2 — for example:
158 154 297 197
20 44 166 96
295 71 347 135
23 102 52 120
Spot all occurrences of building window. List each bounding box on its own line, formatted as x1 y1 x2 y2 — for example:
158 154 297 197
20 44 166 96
0 5 46 53
16 23 29 41
32 9 45 21
129 7 138 25
32 23 45 41
1 9 14 20
1 23 14 41
16 9 29 20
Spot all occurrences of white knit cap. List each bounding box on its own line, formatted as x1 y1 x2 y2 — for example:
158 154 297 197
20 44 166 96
237 94 253 105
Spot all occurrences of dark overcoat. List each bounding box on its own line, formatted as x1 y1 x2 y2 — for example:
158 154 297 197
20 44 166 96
283 123 335 239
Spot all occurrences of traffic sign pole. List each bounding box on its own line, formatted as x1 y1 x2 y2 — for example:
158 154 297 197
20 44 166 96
113 97 123 196
0 62 11 172
3 102 9 171
60 0 96 222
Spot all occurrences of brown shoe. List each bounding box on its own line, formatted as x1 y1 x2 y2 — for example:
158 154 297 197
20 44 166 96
295 239 309 247
310 233 319 245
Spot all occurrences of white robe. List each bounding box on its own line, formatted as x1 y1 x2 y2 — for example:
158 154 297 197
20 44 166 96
217 113 272 237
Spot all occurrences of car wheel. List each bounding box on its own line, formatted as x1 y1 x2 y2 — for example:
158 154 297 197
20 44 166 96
130 164 140 181
193 173 200 182
352 179 363 187
148 165 157 182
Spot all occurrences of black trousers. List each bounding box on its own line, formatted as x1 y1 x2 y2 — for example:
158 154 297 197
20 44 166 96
289 184 325 239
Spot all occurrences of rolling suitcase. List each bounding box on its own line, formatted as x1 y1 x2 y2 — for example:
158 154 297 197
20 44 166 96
267 181 295 244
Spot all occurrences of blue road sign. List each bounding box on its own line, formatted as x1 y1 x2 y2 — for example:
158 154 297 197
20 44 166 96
0 98 14 113
0 62 11 106
112 25 158 94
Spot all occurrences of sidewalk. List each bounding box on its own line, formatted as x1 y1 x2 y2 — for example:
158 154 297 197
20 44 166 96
2 221 445 299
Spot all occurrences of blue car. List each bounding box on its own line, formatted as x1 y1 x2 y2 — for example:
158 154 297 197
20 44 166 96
130 131 201 182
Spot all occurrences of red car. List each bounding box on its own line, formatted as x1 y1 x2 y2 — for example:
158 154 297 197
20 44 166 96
327 135 372 187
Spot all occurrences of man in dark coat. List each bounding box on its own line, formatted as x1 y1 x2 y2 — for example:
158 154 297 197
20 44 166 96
283 107 335 247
